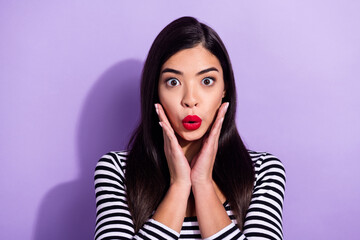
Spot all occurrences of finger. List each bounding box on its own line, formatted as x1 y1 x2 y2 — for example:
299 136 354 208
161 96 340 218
215 102 229 124
159 121 170 146
155 103 172 129
209 102 229 140
160 121 188 169
160 121 176 142
159 121 180 150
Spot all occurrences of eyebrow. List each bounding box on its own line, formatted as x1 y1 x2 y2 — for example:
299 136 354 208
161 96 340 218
161 67 219 76
197 67 219 75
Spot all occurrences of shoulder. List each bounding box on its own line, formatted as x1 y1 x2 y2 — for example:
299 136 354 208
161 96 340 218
247 150 285 173
247 150 286 186
94 151 129 179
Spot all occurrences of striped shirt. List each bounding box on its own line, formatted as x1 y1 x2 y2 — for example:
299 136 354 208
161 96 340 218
94 151 286 240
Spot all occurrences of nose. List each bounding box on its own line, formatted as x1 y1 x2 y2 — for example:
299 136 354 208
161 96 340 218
181 85 198 108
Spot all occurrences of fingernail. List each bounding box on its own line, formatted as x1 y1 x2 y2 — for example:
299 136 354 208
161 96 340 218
224 102 229 112
159 122 163 127
221 117 224 123
155 104 159 115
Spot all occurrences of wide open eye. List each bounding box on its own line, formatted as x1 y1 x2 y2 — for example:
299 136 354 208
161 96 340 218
201 77 214 86
166 78 180 87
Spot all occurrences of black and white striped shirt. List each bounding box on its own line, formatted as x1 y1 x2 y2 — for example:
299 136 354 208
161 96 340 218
94 151 286 240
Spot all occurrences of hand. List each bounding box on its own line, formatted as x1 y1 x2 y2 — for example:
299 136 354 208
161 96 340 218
190 102 229 186
155 103 191 187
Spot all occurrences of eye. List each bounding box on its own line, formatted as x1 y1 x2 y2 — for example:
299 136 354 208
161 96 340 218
201 77 214 86
166 78 180 87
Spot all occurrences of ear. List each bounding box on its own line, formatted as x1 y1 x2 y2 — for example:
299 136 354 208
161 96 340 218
222 89 226 98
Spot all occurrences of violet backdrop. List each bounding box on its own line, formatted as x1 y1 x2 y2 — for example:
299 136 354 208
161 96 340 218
1 1 359 239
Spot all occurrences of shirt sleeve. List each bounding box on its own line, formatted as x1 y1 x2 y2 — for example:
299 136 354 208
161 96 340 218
204 153 286 240
94 152 180 240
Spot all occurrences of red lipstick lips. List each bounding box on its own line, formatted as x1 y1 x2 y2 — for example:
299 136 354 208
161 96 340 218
182 115 202 130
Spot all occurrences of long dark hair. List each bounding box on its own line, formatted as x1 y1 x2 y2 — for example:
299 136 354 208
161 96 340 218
125 16 254 232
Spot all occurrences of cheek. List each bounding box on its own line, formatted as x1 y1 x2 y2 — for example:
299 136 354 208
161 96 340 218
205 92 224 120
159 94 178 124
159 88 171 111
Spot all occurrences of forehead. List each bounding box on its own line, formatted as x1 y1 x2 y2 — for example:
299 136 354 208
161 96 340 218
161 45 223 73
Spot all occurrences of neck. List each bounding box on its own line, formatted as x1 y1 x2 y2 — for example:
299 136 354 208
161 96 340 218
176 135 202 163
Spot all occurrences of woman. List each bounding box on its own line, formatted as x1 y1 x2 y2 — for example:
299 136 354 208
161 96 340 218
94 16 286 240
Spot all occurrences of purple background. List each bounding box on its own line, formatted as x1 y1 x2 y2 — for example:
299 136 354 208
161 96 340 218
1 1 359 239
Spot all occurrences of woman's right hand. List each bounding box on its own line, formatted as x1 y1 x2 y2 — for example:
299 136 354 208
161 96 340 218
155 103 191 187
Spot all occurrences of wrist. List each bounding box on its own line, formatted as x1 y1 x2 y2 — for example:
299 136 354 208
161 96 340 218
190 169 213 187
191 175 213 188
170 181 192 194
191 180 213 192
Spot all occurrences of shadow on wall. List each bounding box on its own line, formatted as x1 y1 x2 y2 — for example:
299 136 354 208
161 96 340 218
33 59 143 240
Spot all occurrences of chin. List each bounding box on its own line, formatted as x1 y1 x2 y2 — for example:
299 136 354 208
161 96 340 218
177 131 205 143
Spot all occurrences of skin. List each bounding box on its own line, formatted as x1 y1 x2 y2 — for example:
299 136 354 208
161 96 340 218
158 44 225 161
152 44 232 238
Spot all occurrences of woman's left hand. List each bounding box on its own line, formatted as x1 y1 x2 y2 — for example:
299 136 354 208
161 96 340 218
190 102 229 186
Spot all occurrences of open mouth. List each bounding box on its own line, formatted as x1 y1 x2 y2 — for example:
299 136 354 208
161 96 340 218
182 115 202 130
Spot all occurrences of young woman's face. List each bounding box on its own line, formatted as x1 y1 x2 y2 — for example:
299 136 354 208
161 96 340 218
158 44 225 143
